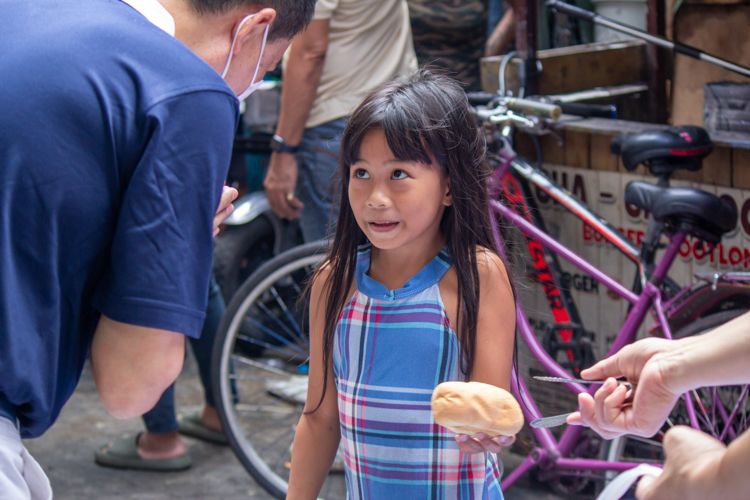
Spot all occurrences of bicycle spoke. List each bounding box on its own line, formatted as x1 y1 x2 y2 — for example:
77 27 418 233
258 425 295 457
235 333 307 361
718 385 749 442
234 404 299 415
691 389 717 438
269 285 309 345
231 374 291 382
270 427 298 472
244 412 299 441
256 298 309 348
240 421 298 446
241 316 307 355
231 354 294 377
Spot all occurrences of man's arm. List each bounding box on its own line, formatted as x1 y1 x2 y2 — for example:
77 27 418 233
263 19 329 220
569 311 750 438
90 195 236 418
90 315 185 418
485 7 516 57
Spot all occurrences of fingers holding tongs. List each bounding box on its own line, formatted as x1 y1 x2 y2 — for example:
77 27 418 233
529 376 635 428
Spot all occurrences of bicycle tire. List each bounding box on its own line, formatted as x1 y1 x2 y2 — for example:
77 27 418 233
603 307 750 473
213 215 275 303
211 241 347 499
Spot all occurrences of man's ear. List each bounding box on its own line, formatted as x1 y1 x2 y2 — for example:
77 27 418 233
443 179 453 207
233 7 276 55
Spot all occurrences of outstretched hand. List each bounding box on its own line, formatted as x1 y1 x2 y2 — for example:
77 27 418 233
455 433 515 454
566 338 681 439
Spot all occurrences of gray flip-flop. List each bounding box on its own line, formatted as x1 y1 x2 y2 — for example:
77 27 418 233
177 410 228 445
94 433 192 472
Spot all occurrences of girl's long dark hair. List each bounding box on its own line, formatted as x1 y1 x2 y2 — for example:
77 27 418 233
308 68 515 412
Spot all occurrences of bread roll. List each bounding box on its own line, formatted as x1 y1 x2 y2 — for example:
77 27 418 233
431 381 524 437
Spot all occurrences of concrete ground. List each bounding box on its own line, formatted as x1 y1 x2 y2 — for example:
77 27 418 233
24 354 594 500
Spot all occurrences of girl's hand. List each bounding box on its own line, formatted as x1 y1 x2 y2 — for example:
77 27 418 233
455 433 515 454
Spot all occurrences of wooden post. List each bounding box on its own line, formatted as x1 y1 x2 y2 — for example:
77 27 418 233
646 0 668 123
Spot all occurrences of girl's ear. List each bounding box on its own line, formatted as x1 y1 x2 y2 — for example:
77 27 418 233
443 178 453 207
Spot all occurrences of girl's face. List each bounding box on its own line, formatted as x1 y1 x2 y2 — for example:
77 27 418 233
348 129 452 253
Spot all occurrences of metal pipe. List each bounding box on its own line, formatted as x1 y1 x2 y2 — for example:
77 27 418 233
547 0 750 78
492 200 640 303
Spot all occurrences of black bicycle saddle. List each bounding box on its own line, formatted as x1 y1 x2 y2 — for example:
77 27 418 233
611 126 713 175
624 181 737 244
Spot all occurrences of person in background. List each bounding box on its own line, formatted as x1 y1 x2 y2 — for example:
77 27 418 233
407 0 515 91
0 0 314 497
263 0 417 243
568 311 750 500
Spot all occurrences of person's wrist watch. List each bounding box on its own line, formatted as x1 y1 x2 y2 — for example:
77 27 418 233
270 134 300 154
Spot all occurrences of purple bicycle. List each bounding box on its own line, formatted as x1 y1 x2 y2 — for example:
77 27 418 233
480 97 748 494
210 97 749 499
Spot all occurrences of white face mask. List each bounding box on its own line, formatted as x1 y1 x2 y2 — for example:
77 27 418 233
221 13 269 101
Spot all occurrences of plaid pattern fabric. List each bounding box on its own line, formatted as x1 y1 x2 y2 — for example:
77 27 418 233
332 246 504 499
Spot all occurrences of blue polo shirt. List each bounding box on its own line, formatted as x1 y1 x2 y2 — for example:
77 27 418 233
0 0 239 438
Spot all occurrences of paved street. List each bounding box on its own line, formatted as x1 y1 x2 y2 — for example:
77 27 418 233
24 354 593 500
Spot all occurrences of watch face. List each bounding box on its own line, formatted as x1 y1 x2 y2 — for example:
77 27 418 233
270 137 282 152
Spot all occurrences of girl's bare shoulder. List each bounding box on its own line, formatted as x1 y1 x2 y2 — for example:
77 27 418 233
309 259 357 314
476 247 511 286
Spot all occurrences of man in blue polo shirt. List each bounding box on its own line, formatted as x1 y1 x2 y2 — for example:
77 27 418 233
0 0 314 497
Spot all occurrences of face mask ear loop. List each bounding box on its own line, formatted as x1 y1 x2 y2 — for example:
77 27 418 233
221 13 255 78
249 25 269 86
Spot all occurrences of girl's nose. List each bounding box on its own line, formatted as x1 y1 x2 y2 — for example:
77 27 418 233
366 187 390 208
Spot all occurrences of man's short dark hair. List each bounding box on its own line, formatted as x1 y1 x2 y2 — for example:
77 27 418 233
189 0 316 41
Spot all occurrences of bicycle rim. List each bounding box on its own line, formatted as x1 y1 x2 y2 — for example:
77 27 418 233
213 242 347 499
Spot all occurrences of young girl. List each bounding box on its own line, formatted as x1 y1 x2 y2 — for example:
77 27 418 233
287 69 517 499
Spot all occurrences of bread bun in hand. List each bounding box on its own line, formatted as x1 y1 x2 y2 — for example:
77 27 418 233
431 381 524 437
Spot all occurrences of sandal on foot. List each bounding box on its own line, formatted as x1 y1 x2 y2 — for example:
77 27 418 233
177 410 228 445
94 434 192 472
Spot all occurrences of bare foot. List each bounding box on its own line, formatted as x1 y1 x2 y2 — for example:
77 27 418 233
200 405 223 431
137 431 187 460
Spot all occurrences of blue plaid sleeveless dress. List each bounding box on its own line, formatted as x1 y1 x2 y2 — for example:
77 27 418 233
333 245 504 499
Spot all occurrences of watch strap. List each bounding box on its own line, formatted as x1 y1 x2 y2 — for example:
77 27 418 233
271 134 300 154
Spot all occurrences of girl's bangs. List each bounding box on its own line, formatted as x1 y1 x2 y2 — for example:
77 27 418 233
380 102 434 166
343 96 441 169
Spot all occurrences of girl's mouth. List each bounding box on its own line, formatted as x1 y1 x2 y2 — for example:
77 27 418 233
368 221 399 233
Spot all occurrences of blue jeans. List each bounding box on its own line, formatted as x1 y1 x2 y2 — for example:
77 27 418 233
142 274 225 434
295 117 347 243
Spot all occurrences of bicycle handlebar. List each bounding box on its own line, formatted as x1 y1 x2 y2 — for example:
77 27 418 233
504 98 562 120
557 102 617 119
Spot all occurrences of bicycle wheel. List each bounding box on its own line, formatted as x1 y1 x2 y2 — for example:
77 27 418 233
604 307 750 470
212 241 346 499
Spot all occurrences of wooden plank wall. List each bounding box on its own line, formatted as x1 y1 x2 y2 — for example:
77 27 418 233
671 3 750 126
481 40 648 96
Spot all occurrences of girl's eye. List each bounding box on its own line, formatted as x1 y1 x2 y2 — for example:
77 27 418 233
392 169 408 180
353 169 369 179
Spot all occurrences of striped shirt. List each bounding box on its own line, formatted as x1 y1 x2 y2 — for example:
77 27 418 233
333 245 504 499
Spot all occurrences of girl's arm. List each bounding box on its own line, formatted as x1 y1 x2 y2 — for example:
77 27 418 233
470 251 516 392
444 250 516 454
286 265 342 500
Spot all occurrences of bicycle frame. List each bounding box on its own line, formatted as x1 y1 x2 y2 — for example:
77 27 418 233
489 155 700 488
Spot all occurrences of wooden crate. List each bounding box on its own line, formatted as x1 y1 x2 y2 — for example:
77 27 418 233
481 40 648 96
